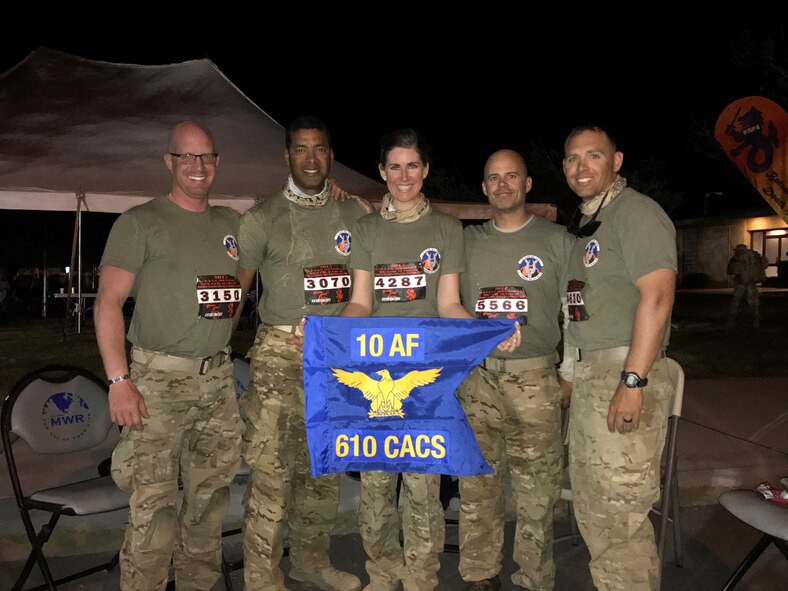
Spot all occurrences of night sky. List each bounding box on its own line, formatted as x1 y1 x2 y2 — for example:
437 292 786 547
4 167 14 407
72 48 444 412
2 25 786 268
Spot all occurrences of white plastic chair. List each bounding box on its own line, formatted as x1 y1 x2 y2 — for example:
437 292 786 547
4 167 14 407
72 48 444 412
1 365 129 591
718 489 788 590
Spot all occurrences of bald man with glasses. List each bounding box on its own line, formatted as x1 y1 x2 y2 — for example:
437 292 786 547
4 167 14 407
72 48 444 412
95 120 244 591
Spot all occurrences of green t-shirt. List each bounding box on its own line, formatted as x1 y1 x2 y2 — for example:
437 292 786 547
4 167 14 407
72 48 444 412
350 208 465 318
462 215 574 358
238 192 367 325
564 188 677 350
100 196 241 357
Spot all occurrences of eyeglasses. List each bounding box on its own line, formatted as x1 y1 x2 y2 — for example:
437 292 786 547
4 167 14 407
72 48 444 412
169 152 219 164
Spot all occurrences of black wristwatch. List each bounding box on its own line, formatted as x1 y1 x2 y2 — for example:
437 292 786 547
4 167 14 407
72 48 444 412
621 371 648 388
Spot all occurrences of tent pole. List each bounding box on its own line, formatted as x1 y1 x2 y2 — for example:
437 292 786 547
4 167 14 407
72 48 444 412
42 250 47 318
77 198 83 334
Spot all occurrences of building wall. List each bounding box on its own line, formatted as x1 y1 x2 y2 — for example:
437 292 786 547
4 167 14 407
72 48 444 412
676 214 787 288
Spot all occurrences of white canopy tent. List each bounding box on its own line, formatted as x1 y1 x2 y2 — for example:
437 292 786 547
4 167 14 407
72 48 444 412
0 48 388 328
0 47 386 212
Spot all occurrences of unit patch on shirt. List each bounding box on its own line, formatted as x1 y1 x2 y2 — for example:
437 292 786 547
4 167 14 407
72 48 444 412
583 239 601 268
223 235 239 261
517 255 544 281
420 248 442 274
334 230 352 257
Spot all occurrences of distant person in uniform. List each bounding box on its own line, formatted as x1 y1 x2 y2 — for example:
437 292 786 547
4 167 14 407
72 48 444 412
561 123 676 591
727 243 767 328
235 115 369 591
95 120 244 591
456 149 574 591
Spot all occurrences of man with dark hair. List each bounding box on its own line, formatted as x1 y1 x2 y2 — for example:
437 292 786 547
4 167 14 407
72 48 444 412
236 116 370 591
561 123 677 591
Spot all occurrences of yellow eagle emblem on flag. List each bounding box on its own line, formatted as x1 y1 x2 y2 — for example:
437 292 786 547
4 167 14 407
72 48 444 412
331 368 442 418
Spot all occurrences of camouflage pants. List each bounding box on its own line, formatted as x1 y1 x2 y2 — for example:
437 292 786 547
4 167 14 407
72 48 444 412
568 356 673 591
359 470 444 591
241 326 341 591
111 359 243 591
457 365 562 591
731 284 760 318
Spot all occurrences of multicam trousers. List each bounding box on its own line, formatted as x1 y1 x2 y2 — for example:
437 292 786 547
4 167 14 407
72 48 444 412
568 356 673 591
359 470 444 591
241 326 342 591
112 357 243 591
457 364 563 591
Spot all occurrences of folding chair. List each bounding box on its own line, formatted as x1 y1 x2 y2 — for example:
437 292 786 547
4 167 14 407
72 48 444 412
718 489 788 590
221 353 254 583
557 357 686 568
1 365 129 591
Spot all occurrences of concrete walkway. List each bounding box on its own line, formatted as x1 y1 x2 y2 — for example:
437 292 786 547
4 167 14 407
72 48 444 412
2 377 787 590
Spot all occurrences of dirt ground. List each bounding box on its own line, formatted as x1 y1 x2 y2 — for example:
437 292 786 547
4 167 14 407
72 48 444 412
1 289 786 394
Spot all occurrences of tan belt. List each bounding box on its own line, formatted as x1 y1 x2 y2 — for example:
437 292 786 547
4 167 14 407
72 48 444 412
271 324 304 337
481 351 559 373
576 346 666 363
131 346 230 376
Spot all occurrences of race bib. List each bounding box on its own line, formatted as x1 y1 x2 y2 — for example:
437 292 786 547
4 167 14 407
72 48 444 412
475 286 528 324
303 264 352 305
374 262 427 303
196 275 242 319
567 279 589 322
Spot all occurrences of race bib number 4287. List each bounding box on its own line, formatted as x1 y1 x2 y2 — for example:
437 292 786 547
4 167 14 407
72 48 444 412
374 262 427 303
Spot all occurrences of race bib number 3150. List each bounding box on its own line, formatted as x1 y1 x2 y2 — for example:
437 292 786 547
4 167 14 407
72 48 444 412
196 274 241 319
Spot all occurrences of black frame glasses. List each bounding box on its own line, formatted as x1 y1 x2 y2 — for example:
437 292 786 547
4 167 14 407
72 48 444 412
169 152 219 164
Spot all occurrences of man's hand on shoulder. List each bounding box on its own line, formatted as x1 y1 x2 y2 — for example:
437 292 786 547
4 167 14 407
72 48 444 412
327 178 374 213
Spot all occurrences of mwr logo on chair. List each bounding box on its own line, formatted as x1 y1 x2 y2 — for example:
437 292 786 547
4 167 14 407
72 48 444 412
42 390 91 439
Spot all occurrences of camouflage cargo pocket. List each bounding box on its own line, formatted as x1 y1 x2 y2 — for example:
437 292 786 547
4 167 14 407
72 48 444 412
111 427 135 492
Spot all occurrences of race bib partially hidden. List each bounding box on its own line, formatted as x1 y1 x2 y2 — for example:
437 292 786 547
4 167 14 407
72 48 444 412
567 279 589 322
196 275 241 319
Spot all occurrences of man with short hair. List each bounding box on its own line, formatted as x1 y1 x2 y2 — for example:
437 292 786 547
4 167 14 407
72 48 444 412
236 116 369 591
95 120 244 590
561 123 677 591
457 149 574 591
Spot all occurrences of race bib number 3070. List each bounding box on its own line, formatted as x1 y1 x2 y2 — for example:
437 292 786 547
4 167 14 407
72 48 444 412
374 262 427 303
196 274 241 319
304 264 351 305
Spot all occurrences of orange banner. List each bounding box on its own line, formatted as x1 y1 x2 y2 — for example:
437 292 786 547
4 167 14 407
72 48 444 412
715 96 788 224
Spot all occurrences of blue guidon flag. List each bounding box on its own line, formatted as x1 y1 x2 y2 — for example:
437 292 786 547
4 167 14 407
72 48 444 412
303 316 514 477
